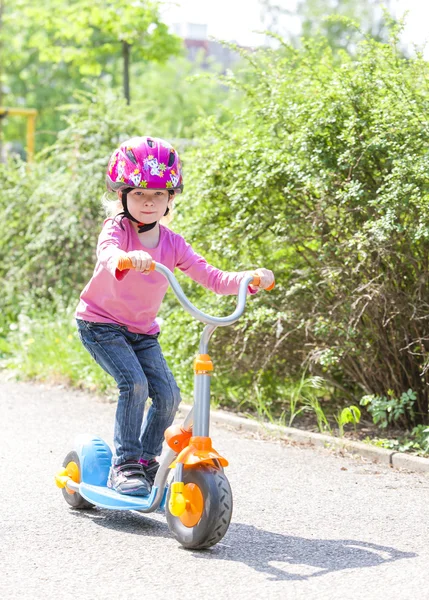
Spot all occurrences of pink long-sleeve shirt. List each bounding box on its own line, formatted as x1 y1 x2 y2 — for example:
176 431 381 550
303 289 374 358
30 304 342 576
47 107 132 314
76 217 253 334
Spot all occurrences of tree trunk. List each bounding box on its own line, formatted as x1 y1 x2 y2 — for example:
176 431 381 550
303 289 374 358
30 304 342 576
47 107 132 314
122 41 131 105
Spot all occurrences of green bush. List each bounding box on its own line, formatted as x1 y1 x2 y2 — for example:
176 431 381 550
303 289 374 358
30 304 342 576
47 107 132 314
3 25 429 430
0 88 138 330
360 389 416 429
5 302 115 393
369 424 429 457
0 71 239 330
177 26 429 424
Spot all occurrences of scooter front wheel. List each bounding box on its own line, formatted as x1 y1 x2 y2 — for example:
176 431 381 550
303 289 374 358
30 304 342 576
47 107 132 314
166 464 232 549
61 450 94 509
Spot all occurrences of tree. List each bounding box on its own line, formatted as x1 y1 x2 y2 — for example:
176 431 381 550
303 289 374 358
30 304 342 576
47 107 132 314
260 0 393 51
0 0 182 151
15 0 182 104
298 0 391 49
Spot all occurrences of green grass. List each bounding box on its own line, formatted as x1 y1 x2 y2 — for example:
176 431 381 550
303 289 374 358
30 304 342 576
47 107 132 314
3 309 115 395
4 308 428 459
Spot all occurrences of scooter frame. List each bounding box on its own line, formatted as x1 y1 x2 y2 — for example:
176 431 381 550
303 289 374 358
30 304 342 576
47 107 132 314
56 261 265 516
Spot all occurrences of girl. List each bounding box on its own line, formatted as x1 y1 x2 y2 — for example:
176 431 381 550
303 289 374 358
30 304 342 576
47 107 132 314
76 136 274 496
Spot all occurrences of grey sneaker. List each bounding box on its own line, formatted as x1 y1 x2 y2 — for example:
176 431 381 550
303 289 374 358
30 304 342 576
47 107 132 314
108 460 151 496
139 458 159 486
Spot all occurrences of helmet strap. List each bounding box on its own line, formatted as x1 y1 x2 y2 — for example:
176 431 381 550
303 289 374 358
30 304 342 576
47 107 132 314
120 188 158 233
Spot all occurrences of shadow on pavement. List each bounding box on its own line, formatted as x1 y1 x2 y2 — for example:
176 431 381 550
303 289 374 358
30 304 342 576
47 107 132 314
71 507 170 538
197 522 417 581
74 511 416 581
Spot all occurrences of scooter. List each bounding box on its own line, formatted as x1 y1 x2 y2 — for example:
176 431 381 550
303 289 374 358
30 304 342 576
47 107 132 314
55 258 274 549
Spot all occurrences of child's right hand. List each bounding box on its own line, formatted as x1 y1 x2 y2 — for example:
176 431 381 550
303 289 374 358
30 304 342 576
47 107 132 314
125 250 153 274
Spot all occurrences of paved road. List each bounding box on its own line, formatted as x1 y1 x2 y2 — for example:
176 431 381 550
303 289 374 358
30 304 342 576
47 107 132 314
0 380 428 600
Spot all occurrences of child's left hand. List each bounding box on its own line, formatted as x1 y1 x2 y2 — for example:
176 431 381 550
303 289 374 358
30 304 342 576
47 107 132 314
249 268 275 291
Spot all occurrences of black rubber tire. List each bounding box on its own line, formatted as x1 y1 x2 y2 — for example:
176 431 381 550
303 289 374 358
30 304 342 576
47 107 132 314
61 450 94 509
166 465 233 550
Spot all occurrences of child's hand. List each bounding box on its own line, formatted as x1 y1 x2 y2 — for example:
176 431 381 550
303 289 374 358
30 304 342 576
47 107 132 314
126 250 153 274
250 268 275 291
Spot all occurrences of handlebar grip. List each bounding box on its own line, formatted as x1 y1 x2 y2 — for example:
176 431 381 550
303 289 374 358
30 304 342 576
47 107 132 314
252 275 275 291
117 256 156 272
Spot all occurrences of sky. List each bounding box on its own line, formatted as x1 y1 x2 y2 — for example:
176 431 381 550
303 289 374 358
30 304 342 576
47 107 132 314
161 0 429 55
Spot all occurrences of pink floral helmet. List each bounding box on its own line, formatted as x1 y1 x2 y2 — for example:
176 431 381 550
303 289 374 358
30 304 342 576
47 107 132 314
106 136 183 193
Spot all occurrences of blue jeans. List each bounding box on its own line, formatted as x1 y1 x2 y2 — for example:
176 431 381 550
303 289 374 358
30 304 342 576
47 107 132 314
76 319 181 465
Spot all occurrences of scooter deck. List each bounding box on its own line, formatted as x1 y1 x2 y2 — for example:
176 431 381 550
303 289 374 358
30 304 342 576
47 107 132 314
80 482 167 511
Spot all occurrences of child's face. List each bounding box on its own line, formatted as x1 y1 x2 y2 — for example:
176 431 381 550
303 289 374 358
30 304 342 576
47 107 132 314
122 188 171 224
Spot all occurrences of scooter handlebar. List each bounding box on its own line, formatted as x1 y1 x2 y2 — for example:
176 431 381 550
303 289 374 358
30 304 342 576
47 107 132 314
117 256 275 291
117 256 274 327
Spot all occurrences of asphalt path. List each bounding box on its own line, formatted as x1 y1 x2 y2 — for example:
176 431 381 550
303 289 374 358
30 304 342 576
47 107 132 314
1 379 428 600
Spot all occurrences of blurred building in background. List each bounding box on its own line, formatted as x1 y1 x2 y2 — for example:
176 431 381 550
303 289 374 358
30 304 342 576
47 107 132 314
171 22 250 70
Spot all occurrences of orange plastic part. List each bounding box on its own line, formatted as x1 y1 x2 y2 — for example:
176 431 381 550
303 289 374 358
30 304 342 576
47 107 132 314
172 436 228 469
193 353 213 374
165 424 192 452
64 461 80 494
251 274 275 291
117 256 156 272
180 483 204 527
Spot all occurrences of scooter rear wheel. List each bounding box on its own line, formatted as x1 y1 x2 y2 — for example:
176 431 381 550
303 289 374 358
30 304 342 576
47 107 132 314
61 450 94 509
166 464 232 549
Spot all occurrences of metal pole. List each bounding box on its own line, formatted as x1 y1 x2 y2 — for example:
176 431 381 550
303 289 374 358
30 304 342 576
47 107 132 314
0 107 37 163
193 374 211 437
122 41 131 105
26 114 36 163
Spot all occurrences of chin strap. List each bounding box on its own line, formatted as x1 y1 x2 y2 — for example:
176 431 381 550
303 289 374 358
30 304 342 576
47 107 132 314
120 188 170 233
137 221 157 233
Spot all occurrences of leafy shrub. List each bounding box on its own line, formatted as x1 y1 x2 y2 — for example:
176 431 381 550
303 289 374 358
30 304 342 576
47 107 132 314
368 424 429 456
0 88 139 332
5 302 115 393
360 389 416 429
335 404 361 436
178 25 429 424
3 25 429 431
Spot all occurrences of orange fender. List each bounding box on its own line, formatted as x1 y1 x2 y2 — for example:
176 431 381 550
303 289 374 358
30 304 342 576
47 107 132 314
170 436 228 469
